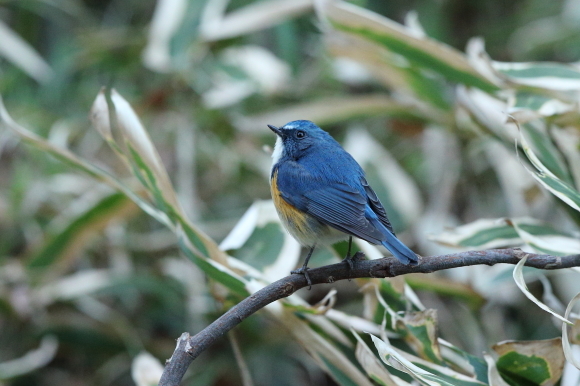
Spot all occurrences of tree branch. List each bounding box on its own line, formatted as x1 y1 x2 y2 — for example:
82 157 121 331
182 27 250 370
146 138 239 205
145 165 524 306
158 248 580 386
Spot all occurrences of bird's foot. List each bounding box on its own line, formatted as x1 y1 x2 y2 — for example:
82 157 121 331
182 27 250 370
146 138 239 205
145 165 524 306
291 266 312 289
342 251 365 280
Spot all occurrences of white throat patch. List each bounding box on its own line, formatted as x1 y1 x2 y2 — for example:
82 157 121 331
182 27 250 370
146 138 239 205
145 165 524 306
271 136 284 169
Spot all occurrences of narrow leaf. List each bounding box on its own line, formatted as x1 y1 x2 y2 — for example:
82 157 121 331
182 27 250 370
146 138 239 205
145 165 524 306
513 256 572 325
324 2 498 92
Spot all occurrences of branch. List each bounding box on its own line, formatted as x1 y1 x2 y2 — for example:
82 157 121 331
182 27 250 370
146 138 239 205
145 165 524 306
158 248 580 386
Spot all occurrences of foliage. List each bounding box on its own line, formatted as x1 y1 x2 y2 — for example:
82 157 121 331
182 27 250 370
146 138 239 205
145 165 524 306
1 0 580 385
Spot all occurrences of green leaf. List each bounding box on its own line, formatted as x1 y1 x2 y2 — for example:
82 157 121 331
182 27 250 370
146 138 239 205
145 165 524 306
352 330 407 386
507 219 580 256
430 217 566 249
28 192 136 269
325 2 499 93
518 122 580 212
177 235 248 297
492 61 580 90
493 339 565 386
398 310 444 365
522 123 572 185
370 335 486 386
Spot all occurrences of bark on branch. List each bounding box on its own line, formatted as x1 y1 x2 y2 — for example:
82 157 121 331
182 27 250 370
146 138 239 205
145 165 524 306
158 248 580 386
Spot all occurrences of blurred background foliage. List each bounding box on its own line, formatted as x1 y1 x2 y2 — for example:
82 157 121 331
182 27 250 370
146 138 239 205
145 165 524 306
1 0 580 385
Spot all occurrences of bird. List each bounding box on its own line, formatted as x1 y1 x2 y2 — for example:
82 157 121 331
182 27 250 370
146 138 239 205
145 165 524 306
268 120 418 286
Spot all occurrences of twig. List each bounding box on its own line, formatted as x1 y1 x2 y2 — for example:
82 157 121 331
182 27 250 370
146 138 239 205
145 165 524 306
158 248 580 386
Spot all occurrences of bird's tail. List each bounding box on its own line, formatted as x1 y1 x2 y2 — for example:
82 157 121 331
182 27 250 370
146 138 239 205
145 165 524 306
381 230 418 265
365 208 419 265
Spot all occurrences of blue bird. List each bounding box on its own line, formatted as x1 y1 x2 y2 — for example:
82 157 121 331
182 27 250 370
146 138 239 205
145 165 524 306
268 120 418 285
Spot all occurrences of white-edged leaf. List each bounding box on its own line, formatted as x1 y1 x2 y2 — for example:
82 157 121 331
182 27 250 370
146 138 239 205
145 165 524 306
34 269 117 306
95 89 229 265
0 94 171 227
327 309 382 336
131 351 164 386
177 227 249 296
483 354 510 386
370 334 455 386
509 219 580 255
221 200 300 281
552 127 580 192
142 0 188 72
492 61 580 91
200 0 312 41
323 1 498 92
277 310 375 386
235 94 412 132
0 20 54 83
0 336 58 379
352 330 405 386
518 122 580 212
513 255 573 325
562 292 580 370
429 217 556 249
110 89 181 210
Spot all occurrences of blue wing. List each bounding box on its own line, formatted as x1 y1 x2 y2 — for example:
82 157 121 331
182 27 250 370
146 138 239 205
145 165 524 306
275 160 418 265
275 161 385 243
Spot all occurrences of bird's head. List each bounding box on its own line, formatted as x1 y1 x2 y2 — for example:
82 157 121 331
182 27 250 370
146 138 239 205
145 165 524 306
268 120 333 161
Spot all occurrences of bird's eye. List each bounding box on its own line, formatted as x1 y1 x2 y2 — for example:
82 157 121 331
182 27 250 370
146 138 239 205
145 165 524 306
295 130 306 139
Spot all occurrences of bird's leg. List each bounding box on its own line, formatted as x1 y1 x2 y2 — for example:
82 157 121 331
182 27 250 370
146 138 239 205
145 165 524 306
342 237 355 270
291 245 315 289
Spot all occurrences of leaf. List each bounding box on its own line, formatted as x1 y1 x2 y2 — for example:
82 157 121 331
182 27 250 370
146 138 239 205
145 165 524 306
518 121 580 213
483 354 510 386
429 217 564 249
513 255 573 325
220 200 300 281
352 330 407 386
0 94 172 227
109 89 182 211
0 336 59 380
33 269 117 306
370 335 486 386
141 0 188 72
344 128 423 229
562 292 580 370
326 31 453 111
507 218 580 256
177 231 249 297
522 122 572 185
92 89 235 267
398 310 444 365
492 61 580 91
131 351 164 386
0 20 54 83
492 339 565 386
28 192 137 269
323 1 499 93
200 0 312 41
277 310 375 386
235 94 417 132
404 274 486 309
439 340 489 383
552 127 580 192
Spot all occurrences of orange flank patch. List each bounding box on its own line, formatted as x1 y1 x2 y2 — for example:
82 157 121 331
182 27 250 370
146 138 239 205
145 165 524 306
271 170 309 238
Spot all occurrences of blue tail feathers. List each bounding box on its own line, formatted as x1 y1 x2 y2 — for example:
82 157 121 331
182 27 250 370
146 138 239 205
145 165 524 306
365 207 418 265
381 229 418 265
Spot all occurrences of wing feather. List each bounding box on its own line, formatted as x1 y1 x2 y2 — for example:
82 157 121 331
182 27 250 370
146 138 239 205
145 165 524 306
275 161 387 244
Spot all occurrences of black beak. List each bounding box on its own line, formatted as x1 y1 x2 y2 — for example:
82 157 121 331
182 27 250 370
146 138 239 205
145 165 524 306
267 124 283 137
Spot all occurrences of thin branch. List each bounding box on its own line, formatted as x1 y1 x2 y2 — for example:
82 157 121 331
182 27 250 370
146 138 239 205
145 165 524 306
158 248 580 386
